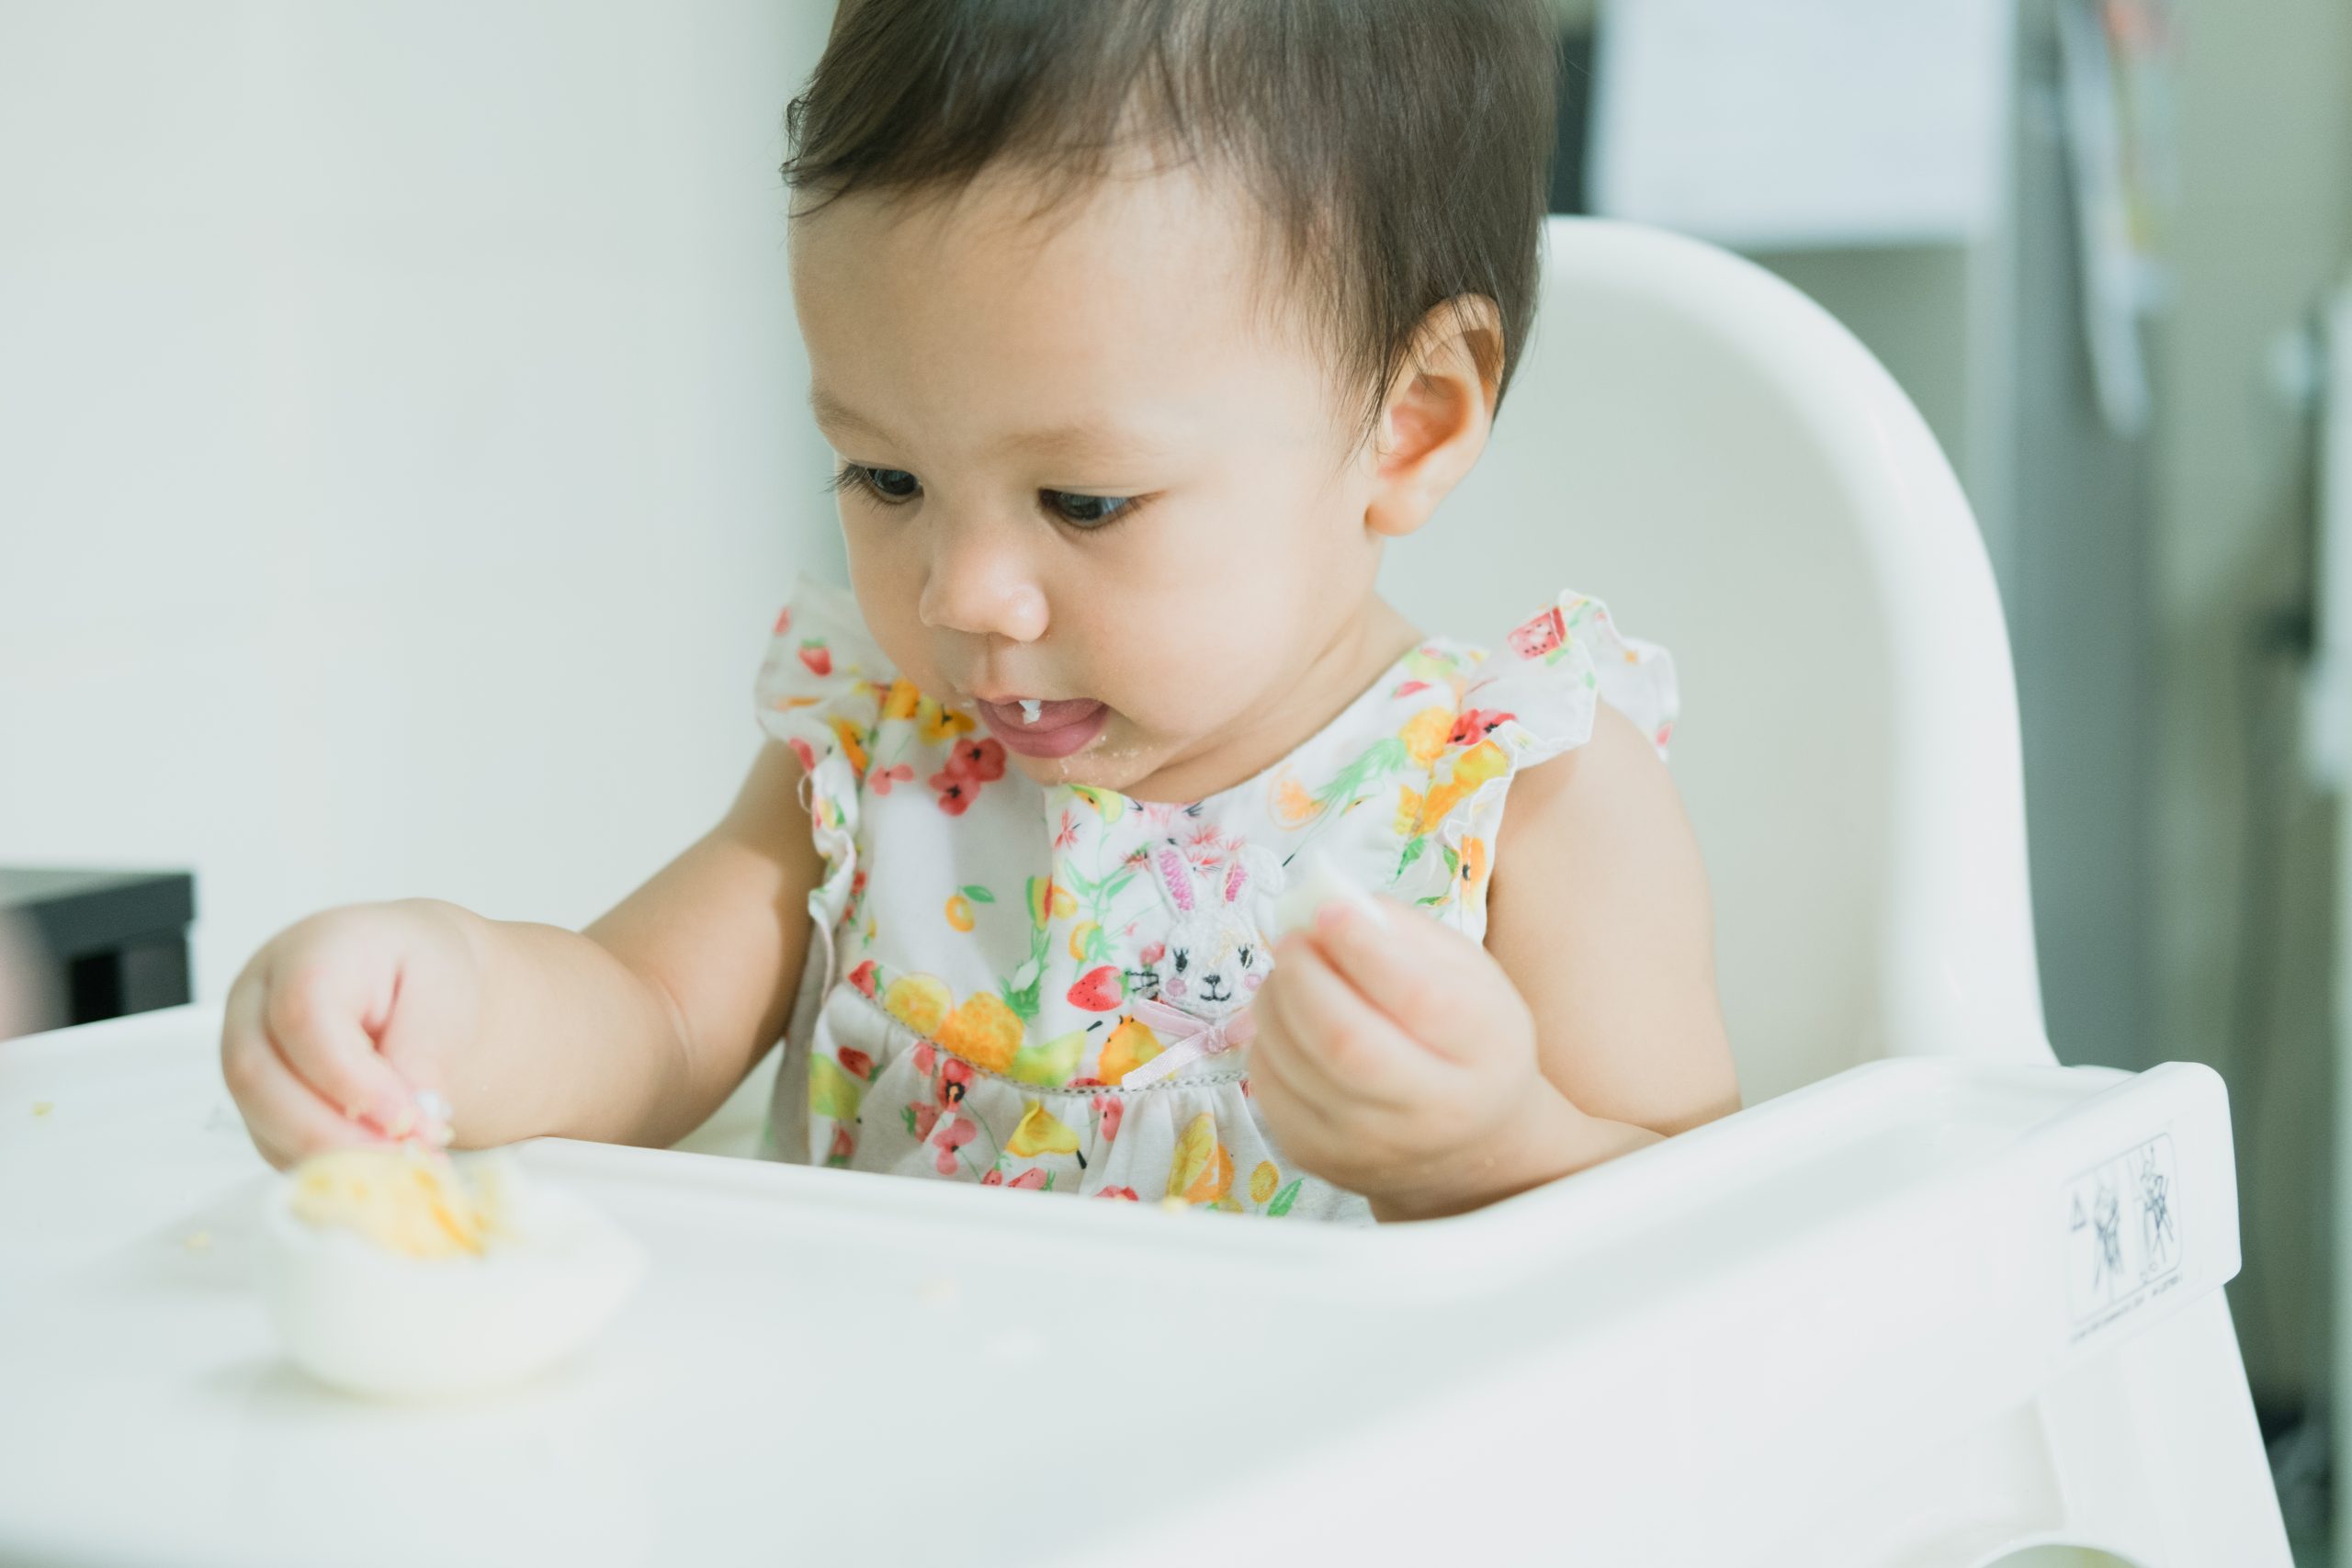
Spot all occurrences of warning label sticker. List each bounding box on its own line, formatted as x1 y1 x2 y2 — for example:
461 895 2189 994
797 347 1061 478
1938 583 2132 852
2066 1132 2183 1341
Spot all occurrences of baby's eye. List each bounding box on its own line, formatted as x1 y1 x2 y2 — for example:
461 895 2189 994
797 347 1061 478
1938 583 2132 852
831 464 922 504
1040 490 1136 529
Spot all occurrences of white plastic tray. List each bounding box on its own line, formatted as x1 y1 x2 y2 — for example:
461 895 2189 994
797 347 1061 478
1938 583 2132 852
0 1005 2252 1566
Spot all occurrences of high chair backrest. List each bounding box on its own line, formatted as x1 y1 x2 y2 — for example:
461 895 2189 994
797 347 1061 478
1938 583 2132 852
1379 218 2052 1100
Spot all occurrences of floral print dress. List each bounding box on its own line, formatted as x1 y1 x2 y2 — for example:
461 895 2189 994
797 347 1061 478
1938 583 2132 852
752 577 1677 1224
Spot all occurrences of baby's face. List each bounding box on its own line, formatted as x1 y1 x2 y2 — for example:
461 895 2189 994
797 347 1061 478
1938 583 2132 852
790 162 1392 803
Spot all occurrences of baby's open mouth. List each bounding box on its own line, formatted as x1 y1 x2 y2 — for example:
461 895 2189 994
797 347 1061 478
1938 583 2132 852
975 697 1110 760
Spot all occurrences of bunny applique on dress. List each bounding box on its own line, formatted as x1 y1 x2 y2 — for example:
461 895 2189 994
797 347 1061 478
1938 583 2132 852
753 576 1676 1224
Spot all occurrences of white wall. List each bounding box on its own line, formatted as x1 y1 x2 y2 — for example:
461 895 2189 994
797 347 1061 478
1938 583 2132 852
0 2 844 1001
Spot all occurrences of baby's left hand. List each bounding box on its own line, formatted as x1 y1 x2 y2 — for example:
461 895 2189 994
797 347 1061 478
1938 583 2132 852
1248 897 1580 1221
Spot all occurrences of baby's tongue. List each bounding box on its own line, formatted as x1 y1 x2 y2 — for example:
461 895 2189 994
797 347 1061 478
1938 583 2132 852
974 695 1111 759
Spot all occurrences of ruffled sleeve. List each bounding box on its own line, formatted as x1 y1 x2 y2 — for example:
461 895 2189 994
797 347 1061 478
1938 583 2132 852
752 573 895 942
1480 588 1679 765
1390 588 1678 935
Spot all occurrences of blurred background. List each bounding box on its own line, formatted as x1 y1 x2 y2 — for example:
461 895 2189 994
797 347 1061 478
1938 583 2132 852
0 0 2346 1555
1568 0 2348 1554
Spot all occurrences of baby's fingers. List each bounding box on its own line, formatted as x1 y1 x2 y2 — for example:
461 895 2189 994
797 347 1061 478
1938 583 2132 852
1304 898 1527 1063
220 976 392 1167
249 944 424 1134
1258 940 1434 1104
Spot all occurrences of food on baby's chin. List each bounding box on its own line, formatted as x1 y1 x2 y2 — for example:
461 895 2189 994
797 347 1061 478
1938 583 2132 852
286 1145 510 1259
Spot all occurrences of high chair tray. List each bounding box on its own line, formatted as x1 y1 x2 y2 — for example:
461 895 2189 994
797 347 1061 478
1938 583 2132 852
0 1004 2253 1567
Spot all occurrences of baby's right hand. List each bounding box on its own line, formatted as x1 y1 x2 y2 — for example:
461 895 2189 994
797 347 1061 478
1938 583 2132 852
220 899 484 1169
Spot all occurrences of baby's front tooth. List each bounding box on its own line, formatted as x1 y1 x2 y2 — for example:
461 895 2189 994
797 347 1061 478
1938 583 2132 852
1019 699 1042 725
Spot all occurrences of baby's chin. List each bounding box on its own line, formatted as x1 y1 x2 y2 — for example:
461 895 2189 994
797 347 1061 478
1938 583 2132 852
1007 715 1246 806
1008 725 1164 795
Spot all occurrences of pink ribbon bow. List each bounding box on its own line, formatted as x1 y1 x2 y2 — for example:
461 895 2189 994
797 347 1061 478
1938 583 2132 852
1114 996 1257 1089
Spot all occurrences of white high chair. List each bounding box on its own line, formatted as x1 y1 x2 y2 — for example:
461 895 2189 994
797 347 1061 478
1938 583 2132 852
1356 216 2291 1565
1387 215 2039 1102
0 220 2292 1568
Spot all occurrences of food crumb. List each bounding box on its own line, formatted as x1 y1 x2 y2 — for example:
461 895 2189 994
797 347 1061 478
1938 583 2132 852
413 1089 455 1146
184 1230 213 1253
31 1101 52 1119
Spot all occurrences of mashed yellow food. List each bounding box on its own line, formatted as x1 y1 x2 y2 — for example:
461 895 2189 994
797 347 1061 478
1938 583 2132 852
287 1146 508 1259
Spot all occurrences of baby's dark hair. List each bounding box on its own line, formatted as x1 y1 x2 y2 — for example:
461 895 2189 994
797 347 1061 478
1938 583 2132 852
782 0 1560 457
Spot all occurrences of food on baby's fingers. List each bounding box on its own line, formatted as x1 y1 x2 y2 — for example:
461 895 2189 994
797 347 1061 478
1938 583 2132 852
1268 851 1381 942
258 1145 644 1401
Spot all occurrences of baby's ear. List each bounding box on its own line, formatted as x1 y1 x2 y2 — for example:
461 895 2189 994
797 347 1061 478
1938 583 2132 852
1363 294 1502 541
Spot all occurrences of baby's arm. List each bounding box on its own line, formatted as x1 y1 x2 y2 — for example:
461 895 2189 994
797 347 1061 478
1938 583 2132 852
466 738 824 1148
1485 701 1740 1140
1248 702 1736 1221
220 742 820 1164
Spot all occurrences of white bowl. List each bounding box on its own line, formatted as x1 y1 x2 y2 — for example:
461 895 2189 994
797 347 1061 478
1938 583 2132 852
256 1155 646 1401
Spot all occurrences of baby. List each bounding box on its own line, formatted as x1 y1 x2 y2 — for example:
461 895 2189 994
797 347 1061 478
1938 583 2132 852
220 0 1738 1223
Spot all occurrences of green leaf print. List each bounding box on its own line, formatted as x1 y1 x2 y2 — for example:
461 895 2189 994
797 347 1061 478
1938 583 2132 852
960 885 996 904
1266 1179 1305 1217
1001 928 1052 1021
1442 845 1460 874
1316 738 1409 811
1396 835 1428 878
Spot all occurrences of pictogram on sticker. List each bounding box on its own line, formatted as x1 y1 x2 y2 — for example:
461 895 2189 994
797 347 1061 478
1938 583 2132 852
2067 1133 2182 1337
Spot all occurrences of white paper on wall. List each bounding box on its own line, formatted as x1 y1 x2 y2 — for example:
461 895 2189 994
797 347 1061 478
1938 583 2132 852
1588 0 2015 250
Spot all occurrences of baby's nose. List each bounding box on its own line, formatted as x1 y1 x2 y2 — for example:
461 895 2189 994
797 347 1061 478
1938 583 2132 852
918 514 1049 644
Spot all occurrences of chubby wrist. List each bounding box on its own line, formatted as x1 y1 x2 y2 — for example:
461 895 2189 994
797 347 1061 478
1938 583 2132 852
1369 1079 1655 1223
